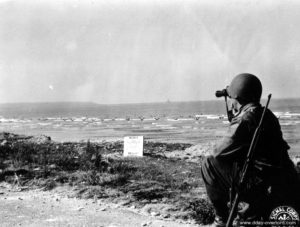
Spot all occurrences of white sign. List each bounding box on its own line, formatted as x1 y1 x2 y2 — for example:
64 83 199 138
124 136 144 157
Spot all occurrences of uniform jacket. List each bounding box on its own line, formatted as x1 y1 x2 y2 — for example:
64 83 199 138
212 102 292 178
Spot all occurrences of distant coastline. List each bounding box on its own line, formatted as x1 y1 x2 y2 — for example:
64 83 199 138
1 97 300 105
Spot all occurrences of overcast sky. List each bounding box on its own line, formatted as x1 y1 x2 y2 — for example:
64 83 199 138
1 0 300 104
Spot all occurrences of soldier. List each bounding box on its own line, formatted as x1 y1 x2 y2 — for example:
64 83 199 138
201 73 300 226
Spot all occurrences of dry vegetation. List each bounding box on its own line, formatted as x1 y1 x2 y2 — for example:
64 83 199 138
0 132 215 225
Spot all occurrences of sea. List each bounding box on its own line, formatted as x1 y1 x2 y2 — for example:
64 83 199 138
0 99 300 156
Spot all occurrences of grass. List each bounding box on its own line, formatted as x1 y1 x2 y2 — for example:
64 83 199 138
0 132 215 225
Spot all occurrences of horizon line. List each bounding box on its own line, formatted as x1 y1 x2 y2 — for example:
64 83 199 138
0 97 300 105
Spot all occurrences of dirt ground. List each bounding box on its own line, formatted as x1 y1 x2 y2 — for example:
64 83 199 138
0 183 207 227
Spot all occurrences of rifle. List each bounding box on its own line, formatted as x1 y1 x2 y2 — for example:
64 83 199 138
226 94 272 227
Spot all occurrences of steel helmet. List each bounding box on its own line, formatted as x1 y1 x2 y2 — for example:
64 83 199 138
226 73 262 103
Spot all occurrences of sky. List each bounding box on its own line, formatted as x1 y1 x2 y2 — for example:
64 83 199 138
1 0 300 104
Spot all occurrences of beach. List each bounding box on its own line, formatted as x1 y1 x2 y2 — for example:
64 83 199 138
0 100 300 226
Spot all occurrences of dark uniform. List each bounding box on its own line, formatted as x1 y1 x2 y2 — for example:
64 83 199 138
201 99 300 223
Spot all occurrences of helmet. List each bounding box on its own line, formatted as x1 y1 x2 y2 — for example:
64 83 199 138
226 73 262 103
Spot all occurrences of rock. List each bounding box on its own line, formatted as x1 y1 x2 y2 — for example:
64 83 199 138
0 140 7 146
92 195 97 203
162 213 171 218
49 164 56 169
27 135 51 144
150 211 160 216
118 199 132 206
161 198 168 203
184 143 214 157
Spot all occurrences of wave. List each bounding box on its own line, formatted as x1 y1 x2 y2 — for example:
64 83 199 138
155 124 172 127
37 123 52 126
167 119 179 121
1 111 300 129
280 121 300 126
274 112 300 119
115 118 126 121
195 114 226 120
177 118 194 121
0 118 31 123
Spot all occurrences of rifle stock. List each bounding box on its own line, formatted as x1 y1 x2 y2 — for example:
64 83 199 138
226 94 272 227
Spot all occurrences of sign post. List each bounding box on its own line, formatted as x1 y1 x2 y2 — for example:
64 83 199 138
123 136 144 157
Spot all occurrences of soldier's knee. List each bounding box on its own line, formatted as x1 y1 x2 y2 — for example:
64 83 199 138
201 155 215 180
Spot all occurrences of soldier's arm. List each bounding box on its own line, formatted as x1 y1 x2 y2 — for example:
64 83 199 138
212 113 255 162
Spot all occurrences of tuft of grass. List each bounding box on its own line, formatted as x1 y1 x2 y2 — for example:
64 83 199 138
188 199 215 225
75 186 109 199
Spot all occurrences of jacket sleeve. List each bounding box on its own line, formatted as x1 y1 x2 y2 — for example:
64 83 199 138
212 115 254 162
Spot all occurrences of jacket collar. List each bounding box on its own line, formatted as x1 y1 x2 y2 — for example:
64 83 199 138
231 102 261 122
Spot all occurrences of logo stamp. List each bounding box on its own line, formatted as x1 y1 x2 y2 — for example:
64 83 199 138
239 206 299 226
269 206 299 226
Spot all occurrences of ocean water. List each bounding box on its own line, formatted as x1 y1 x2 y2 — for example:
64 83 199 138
0 99 300 156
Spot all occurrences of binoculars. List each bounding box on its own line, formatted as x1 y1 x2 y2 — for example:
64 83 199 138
215 88 228 98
